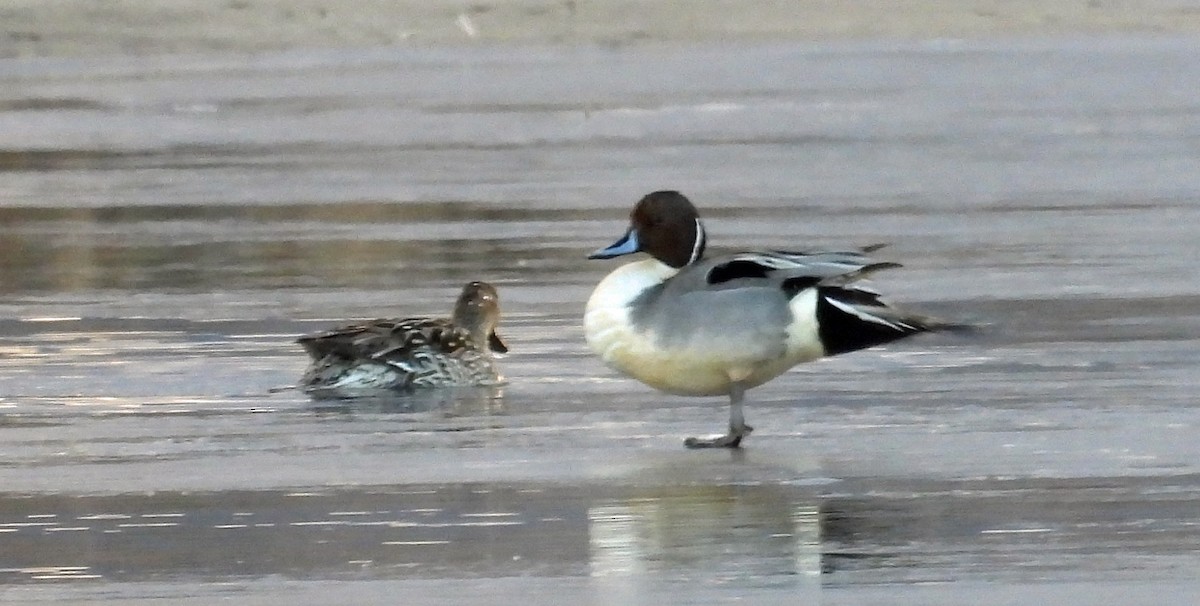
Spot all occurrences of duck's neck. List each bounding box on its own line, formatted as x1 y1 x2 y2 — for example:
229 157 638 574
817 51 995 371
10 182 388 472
451 308 485 344
586 258 679 313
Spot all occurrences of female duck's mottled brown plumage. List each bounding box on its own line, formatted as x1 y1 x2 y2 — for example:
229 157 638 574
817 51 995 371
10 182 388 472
298 281 507 398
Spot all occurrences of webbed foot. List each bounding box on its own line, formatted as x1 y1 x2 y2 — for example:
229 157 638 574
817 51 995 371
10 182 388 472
683 425 753 449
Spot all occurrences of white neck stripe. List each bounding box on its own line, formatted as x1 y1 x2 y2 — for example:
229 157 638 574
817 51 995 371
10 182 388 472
687 219 705 266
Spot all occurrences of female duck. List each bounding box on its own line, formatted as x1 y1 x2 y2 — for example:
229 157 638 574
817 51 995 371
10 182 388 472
586 191 958 448
298 281 507 398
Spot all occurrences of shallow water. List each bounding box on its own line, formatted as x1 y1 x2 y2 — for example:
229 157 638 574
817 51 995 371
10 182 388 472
1 37 1199 604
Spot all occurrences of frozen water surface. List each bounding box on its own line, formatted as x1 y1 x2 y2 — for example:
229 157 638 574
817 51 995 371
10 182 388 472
1 37 1199 604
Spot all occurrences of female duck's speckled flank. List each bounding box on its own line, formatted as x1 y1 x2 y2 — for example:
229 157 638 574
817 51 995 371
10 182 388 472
298 281 507 398
585 191 962 448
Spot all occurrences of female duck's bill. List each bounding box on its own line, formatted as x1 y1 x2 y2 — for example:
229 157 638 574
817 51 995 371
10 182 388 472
585 190 963 449
297 281 507 399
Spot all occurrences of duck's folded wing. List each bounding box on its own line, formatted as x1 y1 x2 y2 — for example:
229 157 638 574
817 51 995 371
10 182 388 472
298 318 456 360
367 319 476 364
705 250 901 289
297 322 375 359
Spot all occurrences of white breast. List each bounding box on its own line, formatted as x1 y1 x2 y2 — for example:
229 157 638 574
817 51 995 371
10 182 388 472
586 260 701 392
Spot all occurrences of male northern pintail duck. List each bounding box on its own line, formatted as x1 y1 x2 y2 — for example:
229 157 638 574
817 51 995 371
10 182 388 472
585 191 961 448
298 281 507 398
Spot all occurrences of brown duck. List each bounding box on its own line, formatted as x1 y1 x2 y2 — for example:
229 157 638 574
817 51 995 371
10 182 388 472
298 281 507 398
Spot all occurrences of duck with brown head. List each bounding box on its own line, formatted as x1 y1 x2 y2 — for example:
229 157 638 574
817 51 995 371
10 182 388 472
298 281 507 398
586 191 961 448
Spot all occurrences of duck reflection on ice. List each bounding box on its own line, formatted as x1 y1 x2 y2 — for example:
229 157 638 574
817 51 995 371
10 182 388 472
304 385 506 416
587 485 822 583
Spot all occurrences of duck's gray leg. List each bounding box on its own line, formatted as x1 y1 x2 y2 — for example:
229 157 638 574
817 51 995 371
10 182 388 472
684 381 754 449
